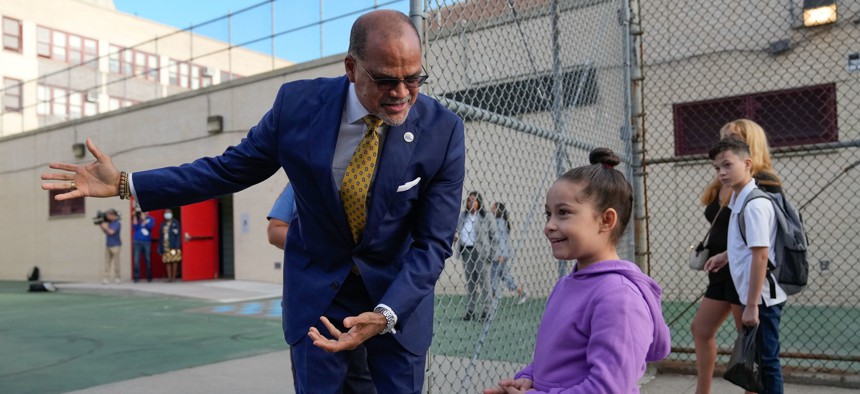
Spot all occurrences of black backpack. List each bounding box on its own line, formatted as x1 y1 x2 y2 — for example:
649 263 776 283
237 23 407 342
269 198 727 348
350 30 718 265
738 188 809 296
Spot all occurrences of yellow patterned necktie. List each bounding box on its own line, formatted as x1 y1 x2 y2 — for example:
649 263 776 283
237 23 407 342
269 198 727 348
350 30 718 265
341 115 384 242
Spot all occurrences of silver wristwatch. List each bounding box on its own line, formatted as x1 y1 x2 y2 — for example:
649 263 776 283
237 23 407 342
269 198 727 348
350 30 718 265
374 306 396 335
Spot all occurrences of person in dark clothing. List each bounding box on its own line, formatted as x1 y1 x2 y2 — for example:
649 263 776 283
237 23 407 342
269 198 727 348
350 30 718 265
158 209 182 282
691 119 783 394
131 208 155 282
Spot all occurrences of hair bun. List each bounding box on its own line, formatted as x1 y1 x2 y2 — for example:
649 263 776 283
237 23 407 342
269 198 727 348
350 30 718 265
589 147 620 168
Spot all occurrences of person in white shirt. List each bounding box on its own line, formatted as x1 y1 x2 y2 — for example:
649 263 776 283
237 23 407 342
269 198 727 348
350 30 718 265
455 191 495 322
707 137 786 393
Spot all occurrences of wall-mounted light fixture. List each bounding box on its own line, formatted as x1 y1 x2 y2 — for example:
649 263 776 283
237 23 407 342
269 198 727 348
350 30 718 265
207 115 223 134
72 142 86 159
803 0 837 27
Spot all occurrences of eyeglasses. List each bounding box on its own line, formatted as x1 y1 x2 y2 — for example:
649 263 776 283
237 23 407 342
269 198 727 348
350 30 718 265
355 61 429 91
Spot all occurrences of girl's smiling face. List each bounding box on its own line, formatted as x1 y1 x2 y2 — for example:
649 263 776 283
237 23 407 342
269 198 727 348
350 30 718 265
544 180 613 265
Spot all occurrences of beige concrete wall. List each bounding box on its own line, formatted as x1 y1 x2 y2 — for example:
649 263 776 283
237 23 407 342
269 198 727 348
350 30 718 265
0 55 343 283
640 0 860 305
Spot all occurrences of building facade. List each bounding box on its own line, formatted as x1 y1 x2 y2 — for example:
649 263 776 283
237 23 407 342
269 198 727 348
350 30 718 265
1 0 291 137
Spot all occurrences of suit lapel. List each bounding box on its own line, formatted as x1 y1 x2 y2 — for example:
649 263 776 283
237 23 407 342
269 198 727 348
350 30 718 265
362 111 421 245
307 77 353 243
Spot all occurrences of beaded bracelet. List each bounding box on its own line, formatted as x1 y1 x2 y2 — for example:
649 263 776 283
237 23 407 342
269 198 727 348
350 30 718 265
118 171 131 200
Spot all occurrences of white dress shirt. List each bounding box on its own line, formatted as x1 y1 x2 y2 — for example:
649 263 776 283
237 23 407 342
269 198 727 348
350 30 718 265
727 179 787 307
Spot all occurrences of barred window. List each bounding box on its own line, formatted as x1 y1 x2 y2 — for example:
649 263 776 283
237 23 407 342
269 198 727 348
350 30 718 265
442 66 598 118
673 83 838 156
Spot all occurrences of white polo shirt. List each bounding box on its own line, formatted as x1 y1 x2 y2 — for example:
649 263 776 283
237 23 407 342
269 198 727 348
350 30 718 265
727 179 787 307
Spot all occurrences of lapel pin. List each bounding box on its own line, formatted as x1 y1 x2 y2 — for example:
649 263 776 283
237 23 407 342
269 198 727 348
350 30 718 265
404 132 414 143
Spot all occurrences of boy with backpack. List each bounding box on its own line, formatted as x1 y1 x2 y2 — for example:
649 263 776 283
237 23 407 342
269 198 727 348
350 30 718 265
709 138 786 393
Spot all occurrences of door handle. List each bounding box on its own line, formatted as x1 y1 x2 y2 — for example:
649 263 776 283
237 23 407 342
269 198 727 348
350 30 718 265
184 232 215 242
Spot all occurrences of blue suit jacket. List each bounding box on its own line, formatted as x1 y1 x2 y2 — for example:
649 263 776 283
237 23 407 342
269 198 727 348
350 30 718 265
134 76 465 354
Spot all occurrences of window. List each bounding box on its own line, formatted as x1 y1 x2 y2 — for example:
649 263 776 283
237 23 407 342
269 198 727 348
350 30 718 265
169 59 208 89
49 190 85 217
108 45 121 73
36 27 50 57
84 39 98 66
109 45 158 80
3 78 22 112
3 17 22 53
36 26 98 67
441 66 598 118
673 83 838 156
37 84 97 119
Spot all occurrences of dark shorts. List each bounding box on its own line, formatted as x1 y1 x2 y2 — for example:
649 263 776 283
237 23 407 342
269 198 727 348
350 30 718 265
704 278 742 305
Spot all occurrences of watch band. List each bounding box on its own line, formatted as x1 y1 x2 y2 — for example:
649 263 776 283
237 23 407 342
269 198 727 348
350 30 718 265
374 306 396 335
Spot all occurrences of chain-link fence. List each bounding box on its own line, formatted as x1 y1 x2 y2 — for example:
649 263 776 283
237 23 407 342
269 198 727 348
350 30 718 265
640 0 860 380
422 0 859 389
4 0 858 389
422 0 635 390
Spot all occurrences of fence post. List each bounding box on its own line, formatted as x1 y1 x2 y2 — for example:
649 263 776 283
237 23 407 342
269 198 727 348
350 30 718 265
409 0 425 43
623 0 649 273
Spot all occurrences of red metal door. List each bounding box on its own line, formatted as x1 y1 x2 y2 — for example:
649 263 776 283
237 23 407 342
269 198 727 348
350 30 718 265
180 200 220 281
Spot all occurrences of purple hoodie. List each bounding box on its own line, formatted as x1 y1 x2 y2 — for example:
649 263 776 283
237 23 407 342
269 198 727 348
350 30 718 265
514 260 671 393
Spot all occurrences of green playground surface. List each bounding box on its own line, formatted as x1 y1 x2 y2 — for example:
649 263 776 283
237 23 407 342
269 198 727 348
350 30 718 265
0 281 285 394
1 281 857 393
433 295 860 374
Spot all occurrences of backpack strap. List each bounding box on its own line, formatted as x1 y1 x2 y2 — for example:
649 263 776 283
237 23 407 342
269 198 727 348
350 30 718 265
737 188 778 299
737 189 771 246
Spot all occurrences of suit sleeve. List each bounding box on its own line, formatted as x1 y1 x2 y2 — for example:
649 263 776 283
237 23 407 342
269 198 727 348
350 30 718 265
134 86 287 211
379 116 465 326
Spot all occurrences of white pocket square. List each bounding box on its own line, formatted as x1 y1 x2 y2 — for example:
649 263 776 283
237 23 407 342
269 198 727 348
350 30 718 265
396 177 421 192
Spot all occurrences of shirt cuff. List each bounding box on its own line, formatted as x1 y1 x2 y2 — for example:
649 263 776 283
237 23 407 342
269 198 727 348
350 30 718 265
128 172 139 202
375 303 398 334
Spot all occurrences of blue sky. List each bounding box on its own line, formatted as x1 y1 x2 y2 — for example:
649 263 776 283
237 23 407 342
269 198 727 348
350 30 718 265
113 0 410 63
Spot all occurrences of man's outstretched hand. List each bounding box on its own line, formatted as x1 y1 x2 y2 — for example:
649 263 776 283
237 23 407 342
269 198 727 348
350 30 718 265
41 138 121 200
308 312 387 352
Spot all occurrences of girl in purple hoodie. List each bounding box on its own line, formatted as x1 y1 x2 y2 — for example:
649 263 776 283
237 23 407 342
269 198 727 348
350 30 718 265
485 148 671 394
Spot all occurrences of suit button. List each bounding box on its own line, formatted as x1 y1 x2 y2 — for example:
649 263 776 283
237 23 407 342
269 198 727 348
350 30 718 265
330 282 339 291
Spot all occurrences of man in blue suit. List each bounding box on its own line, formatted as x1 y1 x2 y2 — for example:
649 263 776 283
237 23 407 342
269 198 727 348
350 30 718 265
42 10 465 393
